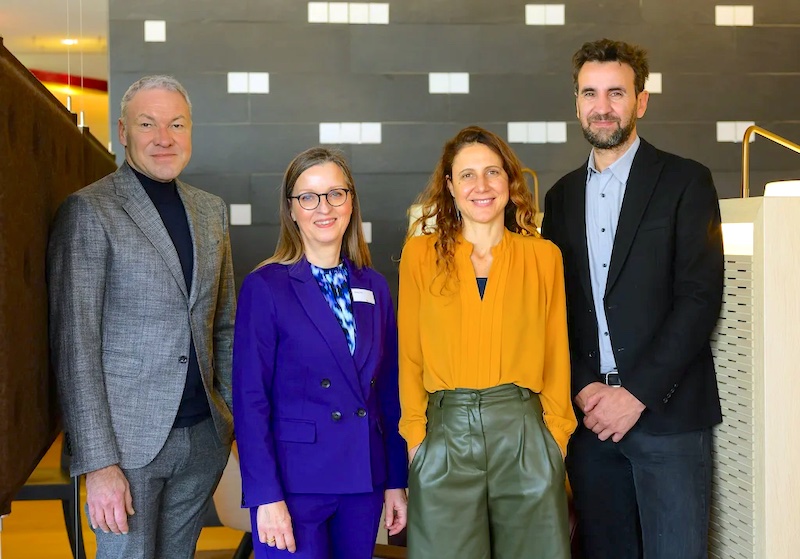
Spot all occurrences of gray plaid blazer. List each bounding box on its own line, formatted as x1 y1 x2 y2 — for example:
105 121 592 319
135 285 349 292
47 162 236 476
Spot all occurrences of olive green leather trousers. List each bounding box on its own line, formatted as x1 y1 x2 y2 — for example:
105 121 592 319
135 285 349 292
407 384 570 559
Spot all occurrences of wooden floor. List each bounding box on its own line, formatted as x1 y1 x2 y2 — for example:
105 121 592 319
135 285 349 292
1 436 247 559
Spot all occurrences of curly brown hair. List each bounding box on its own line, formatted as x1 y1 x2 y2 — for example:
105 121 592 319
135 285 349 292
572 38 649 95
408 126 538 285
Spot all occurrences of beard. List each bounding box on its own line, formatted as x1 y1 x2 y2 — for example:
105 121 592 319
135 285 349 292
581 111 637 150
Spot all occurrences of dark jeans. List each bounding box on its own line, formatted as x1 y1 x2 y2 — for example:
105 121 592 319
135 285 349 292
566 423 712 559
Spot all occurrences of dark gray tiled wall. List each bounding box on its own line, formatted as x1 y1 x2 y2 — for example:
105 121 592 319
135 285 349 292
109 0 800 291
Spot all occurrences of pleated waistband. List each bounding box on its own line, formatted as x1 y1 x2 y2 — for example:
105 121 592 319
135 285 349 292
428 383 541 411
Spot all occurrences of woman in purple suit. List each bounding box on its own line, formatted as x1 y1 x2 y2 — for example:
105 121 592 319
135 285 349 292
232 147 408 558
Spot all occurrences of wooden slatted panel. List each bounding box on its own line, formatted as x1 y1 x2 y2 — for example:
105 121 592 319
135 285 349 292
709 256 755 559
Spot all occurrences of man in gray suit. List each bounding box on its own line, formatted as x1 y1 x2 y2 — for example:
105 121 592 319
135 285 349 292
48 75 235 559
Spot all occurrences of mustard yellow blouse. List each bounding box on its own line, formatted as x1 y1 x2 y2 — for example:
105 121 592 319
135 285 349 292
398 229 577 455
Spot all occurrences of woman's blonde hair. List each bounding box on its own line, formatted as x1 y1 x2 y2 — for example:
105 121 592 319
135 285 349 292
408 126 538 282
260 147 371 269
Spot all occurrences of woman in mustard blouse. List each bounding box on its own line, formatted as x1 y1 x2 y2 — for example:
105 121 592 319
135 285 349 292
398 126 576 558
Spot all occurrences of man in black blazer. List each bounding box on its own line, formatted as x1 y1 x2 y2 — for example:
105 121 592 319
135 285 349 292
542 39 724 559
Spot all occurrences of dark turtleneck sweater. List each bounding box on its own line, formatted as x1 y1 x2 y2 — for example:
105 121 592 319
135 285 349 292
132 167 211 428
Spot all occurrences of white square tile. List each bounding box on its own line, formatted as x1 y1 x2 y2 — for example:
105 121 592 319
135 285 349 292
308 2 329 23
736 121 756 143
507 122 528 143
144 20 166 42
545 4 565 25
249 72 270 94
449 73 470 94
319 123 341 143
716 121 737 142
227 72 249 94
525 5 546 25
349 3 370 23
428 72 450 94
360 122 382 144
546 122 567 143
528 122 548 144
362 221 373 243
734 5 754 26
340 122 362 143
715 5 735 26
369 3 390 24
328 2 349 23
230 204 252 226
645 72 662 94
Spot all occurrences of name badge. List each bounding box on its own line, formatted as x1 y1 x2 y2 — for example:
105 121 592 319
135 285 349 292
351 288 375 305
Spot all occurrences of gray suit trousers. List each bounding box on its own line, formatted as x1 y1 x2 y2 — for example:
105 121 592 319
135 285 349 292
91 418 230 559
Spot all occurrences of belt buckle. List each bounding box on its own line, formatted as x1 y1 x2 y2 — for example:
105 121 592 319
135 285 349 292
603 372 622 387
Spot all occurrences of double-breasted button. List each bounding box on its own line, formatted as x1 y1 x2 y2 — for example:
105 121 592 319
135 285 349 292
320 379 331 388
331 411 342 421
356 408 367 418
179 356 188 364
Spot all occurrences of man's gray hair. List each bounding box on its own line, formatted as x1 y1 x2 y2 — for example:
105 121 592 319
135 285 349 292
120 75 192 120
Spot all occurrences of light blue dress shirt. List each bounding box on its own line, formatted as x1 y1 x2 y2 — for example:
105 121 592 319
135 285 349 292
585 136 641 374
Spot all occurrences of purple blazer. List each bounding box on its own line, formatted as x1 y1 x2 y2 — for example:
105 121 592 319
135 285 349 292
233 257 408 507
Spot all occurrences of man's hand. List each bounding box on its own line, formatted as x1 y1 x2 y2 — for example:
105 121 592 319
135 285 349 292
257 501 296 553
383 488 408 536
574 382 606 413
85 464 134 534
582 387 645 442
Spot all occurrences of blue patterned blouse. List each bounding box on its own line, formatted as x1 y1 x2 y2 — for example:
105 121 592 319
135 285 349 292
310 262 357 355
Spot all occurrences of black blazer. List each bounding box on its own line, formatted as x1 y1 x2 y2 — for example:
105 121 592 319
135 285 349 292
542 138 724 434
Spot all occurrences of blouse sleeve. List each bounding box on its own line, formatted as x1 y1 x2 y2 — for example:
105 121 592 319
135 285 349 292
538 244 578 456
397 238 430 449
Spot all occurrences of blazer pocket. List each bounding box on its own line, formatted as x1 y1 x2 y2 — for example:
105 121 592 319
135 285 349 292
274 418 316 443
101 349 143 377
639 217 670 232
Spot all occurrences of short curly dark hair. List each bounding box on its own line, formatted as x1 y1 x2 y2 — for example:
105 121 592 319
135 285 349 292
572 39 649 95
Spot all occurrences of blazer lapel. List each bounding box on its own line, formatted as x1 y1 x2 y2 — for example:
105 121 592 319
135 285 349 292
346 260 375 382
115 163 188 299
564 166 594 306
177 181 210 308
289 259 362 398
606 139 664 295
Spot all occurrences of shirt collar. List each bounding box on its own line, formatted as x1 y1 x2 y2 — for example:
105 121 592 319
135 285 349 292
586 135 641 185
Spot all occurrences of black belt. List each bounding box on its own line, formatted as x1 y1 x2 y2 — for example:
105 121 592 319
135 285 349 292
600 372 622 387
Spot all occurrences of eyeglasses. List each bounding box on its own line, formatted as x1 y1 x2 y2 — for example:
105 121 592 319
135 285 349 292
288 188 351 210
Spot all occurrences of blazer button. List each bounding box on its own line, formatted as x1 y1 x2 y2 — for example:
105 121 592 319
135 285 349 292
357 408 367 418
179 356 188 364
370 378 376 387
588 351 596 358
320 379 331 388
331 411 342 421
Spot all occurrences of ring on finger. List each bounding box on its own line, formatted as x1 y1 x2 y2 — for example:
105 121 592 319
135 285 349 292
266 537 276 546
